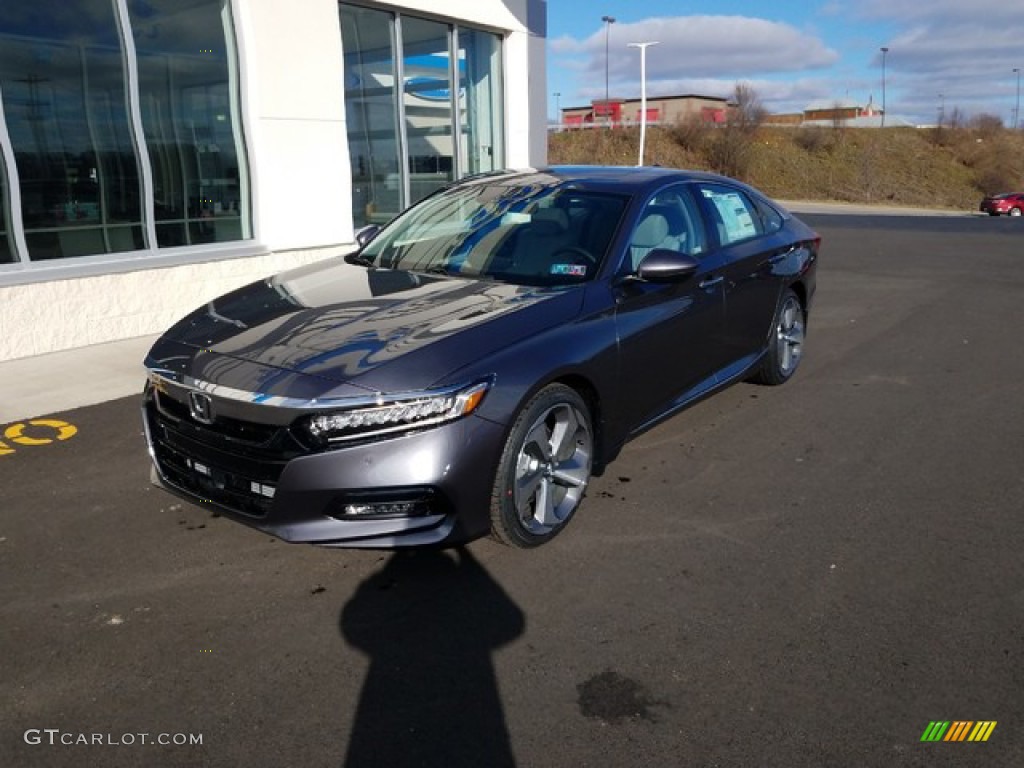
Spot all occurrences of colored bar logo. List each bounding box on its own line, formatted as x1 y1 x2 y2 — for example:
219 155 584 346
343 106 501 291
920 721 997 742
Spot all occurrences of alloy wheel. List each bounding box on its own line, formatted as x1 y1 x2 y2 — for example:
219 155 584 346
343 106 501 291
776 295 805 376
512 402 592 536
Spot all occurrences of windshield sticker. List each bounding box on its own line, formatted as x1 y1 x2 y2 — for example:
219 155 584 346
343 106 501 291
550 264 587 277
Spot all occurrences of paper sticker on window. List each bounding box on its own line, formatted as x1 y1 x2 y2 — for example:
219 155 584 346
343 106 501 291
550 264 587 277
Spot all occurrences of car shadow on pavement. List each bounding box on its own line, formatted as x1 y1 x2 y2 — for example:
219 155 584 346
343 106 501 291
340 547 525 768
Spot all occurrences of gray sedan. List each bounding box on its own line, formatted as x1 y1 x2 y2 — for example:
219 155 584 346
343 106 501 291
143 166 819 548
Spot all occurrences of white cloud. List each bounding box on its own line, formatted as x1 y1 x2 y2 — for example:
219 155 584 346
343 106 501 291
550 7 1024 124
553 15 838 81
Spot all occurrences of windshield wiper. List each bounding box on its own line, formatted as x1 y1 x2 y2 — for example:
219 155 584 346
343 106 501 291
418 263 457 276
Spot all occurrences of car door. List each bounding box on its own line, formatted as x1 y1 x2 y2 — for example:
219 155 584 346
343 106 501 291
694 183 790 378
612 184 727 435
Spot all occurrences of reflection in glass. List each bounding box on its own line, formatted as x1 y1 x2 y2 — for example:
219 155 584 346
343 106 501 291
0 152 13 263
0 0 143 260
339 4 506 230
401 17 455 207
361 179 629 287
130 0 250 247
341 5 403 228
459 29 503 175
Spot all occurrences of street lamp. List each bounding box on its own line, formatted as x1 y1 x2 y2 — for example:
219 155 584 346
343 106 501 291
628 41 659 166
601 15 615 124
1014 68 1021 130
554 91 561 126
880 47 889 128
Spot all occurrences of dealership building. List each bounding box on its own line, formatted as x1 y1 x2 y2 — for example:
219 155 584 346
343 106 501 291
0 0 547 361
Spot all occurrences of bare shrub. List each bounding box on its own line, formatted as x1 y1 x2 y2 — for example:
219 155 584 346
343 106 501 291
794 125 831 153
706 127 753 179
970 113 1004 137
668 116 710 152
729 82 766 134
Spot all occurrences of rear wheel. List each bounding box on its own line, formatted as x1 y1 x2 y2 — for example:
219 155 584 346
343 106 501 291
751 288 805 386
489 384 593 548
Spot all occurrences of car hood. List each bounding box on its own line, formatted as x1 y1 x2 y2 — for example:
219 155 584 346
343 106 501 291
147 259 584 397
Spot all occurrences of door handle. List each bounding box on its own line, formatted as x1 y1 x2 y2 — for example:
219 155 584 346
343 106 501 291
698 275 723 289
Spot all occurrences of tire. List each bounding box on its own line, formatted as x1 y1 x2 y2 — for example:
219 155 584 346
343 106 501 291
489 384 593 548
751 288 806 386
1010 207 1022 217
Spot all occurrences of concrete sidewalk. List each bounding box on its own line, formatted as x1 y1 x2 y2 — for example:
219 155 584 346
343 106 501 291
1 334 158 423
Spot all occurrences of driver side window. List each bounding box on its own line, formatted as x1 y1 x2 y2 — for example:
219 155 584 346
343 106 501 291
628 185 707 270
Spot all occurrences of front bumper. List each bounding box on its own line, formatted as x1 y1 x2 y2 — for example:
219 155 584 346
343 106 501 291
143 382 505 548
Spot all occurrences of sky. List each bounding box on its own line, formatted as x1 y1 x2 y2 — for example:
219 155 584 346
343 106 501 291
546 0 1024 126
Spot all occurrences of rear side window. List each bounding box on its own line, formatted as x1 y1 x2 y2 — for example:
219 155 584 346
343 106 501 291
698 184 763 246
753 197 785 234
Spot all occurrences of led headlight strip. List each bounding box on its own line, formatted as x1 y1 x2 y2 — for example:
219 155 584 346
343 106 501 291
305 380 490 443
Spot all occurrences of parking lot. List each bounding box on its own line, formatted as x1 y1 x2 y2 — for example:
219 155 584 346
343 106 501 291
2 212 1023 767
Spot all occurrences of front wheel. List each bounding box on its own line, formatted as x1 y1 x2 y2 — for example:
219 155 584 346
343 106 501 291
1010 207 1022 217
751 288 806 386
489 384 593 548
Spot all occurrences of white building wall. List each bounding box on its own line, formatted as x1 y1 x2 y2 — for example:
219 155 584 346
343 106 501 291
241 0 354 250
0 248 343 361
0 0 546 363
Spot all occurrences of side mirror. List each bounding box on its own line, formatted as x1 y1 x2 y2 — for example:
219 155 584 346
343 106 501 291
354 224 381 248
635 249 700 283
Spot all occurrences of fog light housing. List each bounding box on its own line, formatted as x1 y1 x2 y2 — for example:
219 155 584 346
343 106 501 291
342 500 431 518
329 490 436 520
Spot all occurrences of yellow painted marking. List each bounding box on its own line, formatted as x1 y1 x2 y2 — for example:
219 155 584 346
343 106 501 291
4 419 78 446
0 441 14 457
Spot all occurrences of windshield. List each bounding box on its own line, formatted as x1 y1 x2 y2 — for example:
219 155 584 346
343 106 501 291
360 182 629 286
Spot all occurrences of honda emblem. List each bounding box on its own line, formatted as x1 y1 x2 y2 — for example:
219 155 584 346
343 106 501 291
188 391 215 424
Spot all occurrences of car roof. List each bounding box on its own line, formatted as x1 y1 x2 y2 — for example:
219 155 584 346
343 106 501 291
455 165 749 197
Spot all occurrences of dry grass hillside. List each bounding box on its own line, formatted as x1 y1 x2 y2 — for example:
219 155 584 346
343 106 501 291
548 124 1024 211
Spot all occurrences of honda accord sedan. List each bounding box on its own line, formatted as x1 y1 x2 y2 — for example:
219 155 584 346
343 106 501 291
143 167 819 549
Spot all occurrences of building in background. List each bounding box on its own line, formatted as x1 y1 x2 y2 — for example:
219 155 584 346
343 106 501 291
766 97 919 127
559 94 728 128
0 0 546 361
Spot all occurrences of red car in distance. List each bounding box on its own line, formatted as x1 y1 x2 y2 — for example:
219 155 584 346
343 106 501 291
979 192 1024 216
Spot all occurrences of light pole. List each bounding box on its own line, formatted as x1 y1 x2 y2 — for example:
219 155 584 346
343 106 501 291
601 15 615 124
554 91 561 126
1014 68 1021 130
628 41 659 166
880 47 889 127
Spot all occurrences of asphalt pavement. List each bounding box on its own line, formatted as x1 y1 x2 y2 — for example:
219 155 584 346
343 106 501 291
2 208 1023 767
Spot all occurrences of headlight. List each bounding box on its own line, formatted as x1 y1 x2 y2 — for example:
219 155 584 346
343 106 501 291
302 380 490 444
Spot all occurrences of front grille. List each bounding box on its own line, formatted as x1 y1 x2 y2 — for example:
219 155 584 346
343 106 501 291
146 389 309 518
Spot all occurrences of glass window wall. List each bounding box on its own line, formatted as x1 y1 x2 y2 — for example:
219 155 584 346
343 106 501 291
0 0 143 260
0 152 13 263
459 28 503 175
341 5 404 226
341 4 504 228
0 0 250 267
129 0 250 247
401 17 456 205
